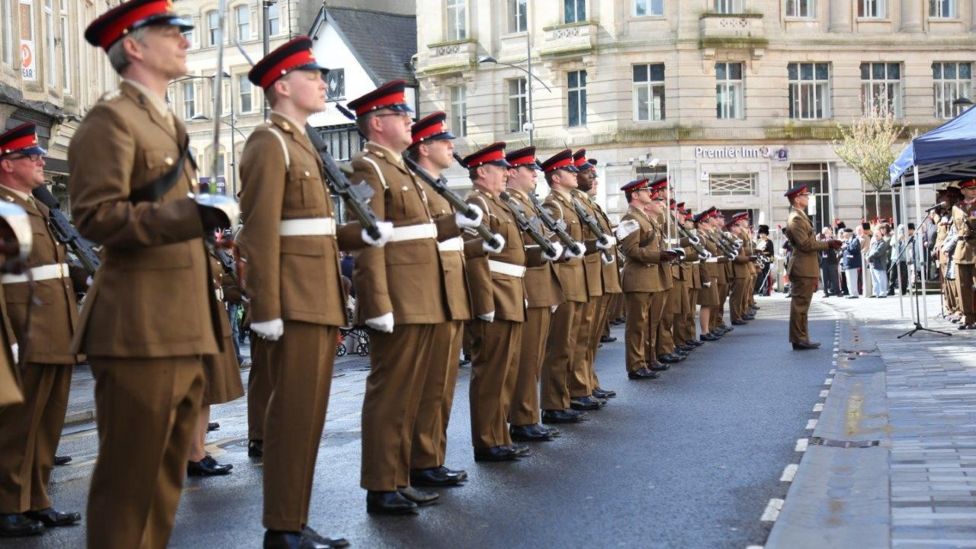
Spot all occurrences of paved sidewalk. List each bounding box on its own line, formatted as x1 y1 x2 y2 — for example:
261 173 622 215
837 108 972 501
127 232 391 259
767 292 976 549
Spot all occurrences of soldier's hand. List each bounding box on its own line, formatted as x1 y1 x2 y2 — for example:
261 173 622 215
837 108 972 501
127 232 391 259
194 195 238 232
251 319 284 341
365 312 394 333
542 241 564 262
482 233 505 254
9 343 17 363
615 219 639 240
564 241 586 259
827 239 844 249
362 221 394 248
477 311 495 323
595 236 614 251
660 250 679 262
601 251 615 265
456 204 484 229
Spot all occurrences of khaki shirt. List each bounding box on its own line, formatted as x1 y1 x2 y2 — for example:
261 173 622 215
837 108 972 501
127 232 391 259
619 206 666 293
785 206 828 278
465 188 527 322
952 200 976 265
542 189 589 303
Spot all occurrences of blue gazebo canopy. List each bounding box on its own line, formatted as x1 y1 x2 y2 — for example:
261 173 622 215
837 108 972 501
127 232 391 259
890 105 976 186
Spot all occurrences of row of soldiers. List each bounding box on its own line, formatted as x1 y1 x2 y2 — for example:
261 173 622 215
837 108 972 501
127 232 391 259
0 2 765 548
932 180 976 330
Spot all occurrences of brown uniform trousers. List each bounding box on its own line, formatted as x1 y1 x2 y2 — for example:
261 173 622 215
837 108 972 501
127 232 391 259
674 246 701 344
648 214 674 360
352 143 458 491
935 221 960 315
0 188 79 516
952 202 976 324
505 189 562 427
785 207 829 343
69 82 223 549
567 190 603 398
730 234 752 322
410 190 477 471
584 196 621 392
247 335 272 442
619 207 668 372
203 256 244 406
239 114 368 530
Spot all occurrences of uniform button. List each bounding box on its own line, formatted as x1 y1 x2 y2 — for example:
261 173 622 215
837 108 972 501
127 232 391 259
164 157 174 166
304 170 310 177
402 186 409 192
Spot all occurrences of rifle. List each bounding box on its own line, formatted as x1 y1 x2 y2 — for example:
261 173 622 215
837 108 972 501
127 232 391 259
571 197 613 263
526 192 583 256
497 192 558 257
32 186 100 275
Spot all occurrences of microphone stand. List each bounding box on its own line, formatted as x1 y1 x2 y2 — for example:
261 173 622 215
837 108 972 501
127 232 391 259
897 230 952 339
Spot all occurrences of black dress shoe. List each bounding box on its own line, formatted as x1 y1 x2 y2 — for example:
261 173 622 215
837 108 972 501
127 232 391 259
732 320 747 326
538 424 561 437
541 409 586 424
959 323 976 330
366 491 418 515
685 339 704 347
676 344 694 353
570 395 605 411
207 422 220 432
657 353 682 364
24 508 80 527
187 455 233 476
398 486 439 506
593 386 616 398
53 455 72 466
0 514 43 537
264 529 329 549
510 424 555 442
599 335 617 343
409 467 464 487
248 440 264 458
719 325 734 333
302 526 349 548
510 443 531 457
628 367 659 380
791 340 821 350
700 333 720 342
473 446 520 462
649 361 670 372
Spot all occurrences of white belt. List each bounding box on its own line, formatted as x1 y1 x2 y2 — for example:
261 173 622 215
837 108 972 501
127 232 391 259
667 238 680 246
437 236 464 252
279 217 336 237
705 258 719 263
1 263 70 284
390 223 437 242
488 259 526 278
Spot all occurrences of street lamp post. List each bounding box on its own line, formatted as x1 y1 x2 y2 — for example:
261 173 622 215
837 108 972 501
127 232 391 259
952 96 974 117
175 71 238 195
478 33 551 146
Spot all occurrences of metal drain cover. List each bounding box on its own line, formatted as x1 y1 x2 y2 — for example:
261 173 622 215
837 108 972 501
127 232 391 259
809 436 880 448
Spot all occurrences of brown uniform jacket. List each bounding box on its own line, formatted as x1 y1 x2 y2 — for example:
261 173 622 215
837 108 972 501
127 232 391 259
570 189 604 298
465 188 527 322
0 187 79 364
350 142 456 325
619 206 667 293
426 189 476 322
952 200 976 265
507 188 563 308
542 189 589 303
785 207 828 278
0 294 19 405
587 194 623 295
732 230 752 279
68 82 221 358
238 113 364 327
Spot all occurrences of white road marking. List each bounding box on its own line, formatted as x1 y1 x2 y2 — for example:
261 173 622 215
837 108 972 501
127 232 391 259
820 390 829 398
829 369 836 374
825 378 833 386
813 403 824 412
780 464 799 482
795 438 809 452
761 499 784 522
806 419 818 430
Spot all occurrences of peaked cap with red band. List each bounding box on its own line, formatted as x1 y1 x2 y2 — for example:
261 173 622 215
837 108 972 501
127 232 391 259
621 178 649 193
248 36 328 90
506 146 541 170
347 80 413 117
541 149 578 174
731 211 750 224
648 178 668 194
960 178 976 189
85 0 193 51
784 184 809 198
0 123 46 157
462 142 510 169
693 211 710 224
573 149 593 171
410 111 454 147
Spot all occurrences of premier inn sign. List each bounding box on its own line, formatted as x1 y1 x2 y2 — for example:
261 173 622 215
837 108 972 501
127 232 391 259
694 146 788 161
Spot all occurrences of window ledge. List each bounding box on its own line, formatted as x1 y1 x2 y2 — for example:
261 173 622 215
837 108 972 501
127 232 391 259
542 20 597 32
855 17 892 22
627 15 666 21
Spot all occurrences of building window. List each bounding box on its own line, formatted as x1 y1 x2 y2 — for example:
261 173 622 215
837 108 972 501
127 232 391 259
565 0 585 23
19 0 36 81
508 78 528 133
789 163 831 227
713 0 744 13
568 70 587 127
508 0 527 32
1 0 13 67
267 4 280 36
318 125 363 163
860 62 902 117
450 85 467 137
857 0 886 18
634 0 664 16
326 68 345 101
183 81 196 120
447 0 466 40
206 10 220 47
235 5 250 40
633 63 665 121
44 0 55 85
181 15 195 48
929 0 956 18
238 74 253 113
788 62 831 120
933 62 972 119
708 173 757 196
59 0 69 93
716 62 744 119
786 0 815 17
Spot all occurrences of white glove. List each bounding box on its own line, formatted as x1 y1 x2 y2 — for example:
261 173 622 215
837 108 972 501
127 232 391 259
595 237 613 251
365 312 394 333
524 299 529 309
601 252 615 266
10 343 17 363
362 221 394 248
477 311 495 323
542 241 564 262
251 319 284 341
564 241 586 259
550 304 559 313
85 276 94 288
615 219 640 240
483 234 505 254
455 205 484 229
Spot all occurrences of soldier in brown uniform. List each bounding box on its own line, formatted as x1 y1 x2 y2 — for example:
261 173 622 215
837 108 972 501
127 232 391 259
675 205 705 349
538 150 591 424
71 3 234 546
406 112 477 486
654 199 688 365
616 178 678 380
952 179 976 329
695 209 723 341
0 124 81 537
0 204 24 411
504 147 564 442
348 81 482 515
933 187 962 320
705 210 733 335
728 212 753 326
784 185 842 349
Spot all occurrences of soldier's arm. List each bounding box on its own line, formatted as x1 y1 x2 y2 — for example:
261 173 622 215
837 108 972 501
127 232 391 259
787 217 829 253
68 105 203 248
463 195 494 317
350 157 393 319
619 219 662 264
434 213 462 242
237 131 286 323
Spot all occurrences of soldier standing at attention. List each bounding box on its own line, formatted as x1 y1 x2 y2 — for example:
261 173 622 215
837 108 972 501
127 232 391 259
0 123 81 537
784 185 842 349
71 2 232 546
348 80 483 515
952 179 976 330
729 212 753 326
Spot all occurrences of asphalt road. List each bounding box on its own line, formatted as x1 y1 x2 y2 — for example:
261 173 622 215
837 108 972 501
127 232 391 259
8 295 837 548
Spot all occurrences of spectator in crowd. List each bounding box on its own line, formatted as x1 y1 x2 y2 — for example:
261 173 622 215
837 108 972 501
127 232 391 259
857 223 873 297
818 227 841 297
840 228 862 299
867 225 891 298
889 224 909 295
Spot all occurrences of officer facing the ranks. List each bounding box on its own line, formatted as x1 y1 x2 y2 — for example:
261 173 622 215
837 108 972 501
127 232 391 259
238 36 392 548
0 123 81 537
503 147 563 443
0 204 22 410
348 80 483 515
784 185 842 349
71 2 233 546
952 179 976 330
